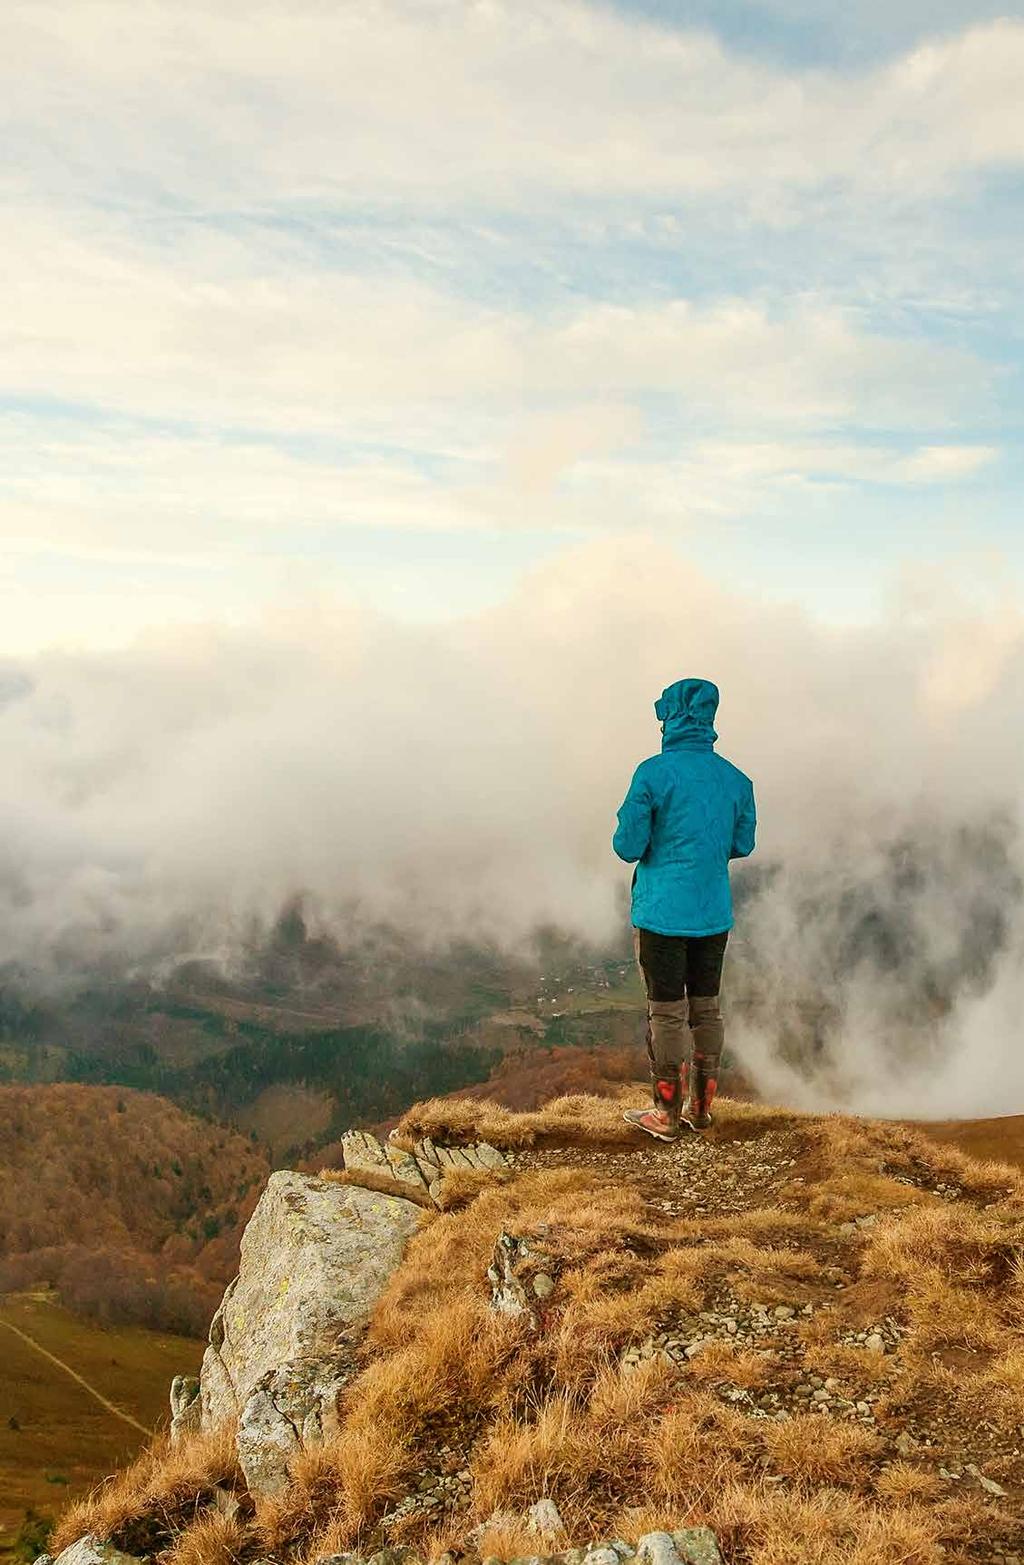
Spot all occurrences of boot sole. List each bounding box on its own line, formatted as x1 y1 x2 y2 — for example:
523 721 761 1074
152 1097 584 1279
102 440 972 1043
622 1110 679 1143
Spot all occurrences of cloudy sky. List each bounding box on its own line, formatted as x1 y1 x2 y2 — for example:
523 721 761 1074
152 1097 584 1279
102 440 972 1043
3 0 1023 650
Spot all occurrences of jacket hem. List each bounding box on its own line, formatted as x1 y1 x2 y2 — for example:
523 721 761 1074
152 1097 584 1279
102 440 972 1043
632 919 733 938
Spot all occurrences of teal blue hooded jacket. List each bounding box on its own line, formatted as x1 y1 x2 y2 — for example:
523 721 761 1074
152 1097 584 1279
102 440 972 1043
613 678 756 937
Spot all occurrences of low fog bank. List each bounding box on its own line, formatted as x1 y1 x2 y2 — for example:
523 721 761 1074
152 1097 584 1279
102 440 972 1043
1 538 1021 1117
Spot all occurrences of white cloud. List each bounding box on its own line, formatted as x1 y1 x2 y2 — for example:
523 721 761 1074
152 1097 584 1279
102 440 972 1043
5 4 1024 207
0 535 1022 1115
0 208 993 437
898 443 997 480
0 0 1014 647
0 410 999 584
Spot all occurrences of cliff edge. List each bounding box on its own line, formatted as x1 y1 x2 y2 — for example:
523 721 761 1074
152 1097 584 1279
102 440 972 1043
47 1092 1024 1565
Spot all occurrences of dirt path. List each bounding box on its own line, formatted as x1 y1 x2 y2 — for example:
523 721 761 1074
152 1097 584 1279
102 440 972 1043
0 1316 152 1437
511 1118 808 1217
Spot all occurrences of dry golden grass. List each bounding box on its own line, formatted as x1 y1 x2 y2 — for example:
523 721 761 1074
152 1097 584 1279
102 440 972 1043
803 1172 922 1224
159 1510 245 1565
686 1340 770 1390
859 1200 1024 1363
395 1092 637 1149
691 1207 815 1243
51 1426 240 1554
760 1415 881 1486
433 1164 511 1210
873 1462 942 1504
646 1395 761 1504
707 1482 943 1565
469 1517 562 1559
972 1341 1024 1411
262 1417 413 1557
800 1342 892 1390
65 1094 1024 1565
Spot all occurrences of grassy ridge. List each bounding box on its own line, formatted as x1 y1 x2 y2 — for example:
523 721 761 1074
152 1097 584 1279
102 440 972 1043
54 1094 1024 1565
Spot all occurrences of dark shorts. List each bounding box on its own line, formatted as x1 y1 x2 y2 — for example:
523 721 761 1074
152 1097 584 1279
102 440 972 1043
634 926 729 1002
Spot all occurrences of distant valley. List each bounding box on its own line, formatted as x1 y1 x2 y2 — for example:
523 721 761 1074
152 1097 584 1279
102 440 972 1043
0 915 642 1159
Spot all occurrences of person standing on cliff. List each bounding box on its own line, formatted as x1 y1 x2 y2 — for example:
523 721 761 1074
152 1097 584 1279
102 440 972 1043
613 678 756 1140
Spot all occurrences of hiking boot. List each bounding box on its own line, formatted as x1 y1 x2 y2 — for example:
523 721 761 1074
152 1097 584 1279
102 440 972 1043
681 994 723 1130
680 1052 718 1130
624 1075 681 1141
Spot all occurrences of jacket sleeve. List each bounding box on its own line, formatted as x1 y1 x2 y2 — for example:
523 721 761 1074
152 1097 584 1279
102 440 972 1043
613 767 654 864
730 779 756 860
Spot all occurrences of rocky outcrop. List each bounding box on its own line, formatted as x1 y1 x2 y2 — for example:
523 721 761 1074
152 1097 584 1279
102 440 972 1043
162 1143 511 1497
200 1171 420 1430
43 1531 724 1565
487 1230 560 1326
194 1170 420 1494
236 1355 350 1496
168 1373 201 1445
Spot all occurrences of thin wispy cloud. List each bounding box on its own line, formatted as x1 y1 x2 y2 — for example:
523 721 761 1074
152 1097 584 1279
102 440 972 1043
1 0 1021 634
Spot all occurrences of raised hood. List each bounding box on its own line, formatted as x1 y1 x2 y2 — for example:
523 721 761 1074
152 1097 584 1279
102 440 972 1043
655 677 719 750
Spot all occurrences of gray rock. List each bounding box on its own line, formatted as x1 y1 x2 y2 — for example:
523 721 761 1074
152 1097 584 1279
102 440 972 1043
467 1510 519 1544
237 1357 348 1495
583 1550 622 1565
489 1233 560 1326
32 1556 54 1565
200 1171 419 1429
527 1497 565 1537
489 1233 537 1323
965 1462 1008 1497
168 1373 201 1445
637 1533 683 1565
672 1528 724 1565
342 1130 389 1178
51 1541 146 1565
475 1142 509 1170
864 1333 885 1354
385 1142 431 1197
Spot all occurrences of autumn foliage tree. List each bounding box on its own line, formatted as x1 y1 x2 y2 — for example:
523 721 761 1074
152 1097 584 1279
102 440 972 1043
0 1084 270 1335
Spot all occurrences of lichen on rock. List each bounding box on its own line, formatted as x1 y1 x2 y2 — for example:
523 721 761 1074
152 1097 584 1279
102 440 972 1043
199 1170 420 1432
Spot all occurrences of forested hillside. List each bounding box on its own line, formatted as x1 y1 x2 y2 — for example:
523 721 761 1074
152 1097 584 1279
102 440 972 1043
0 1085 269 1335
